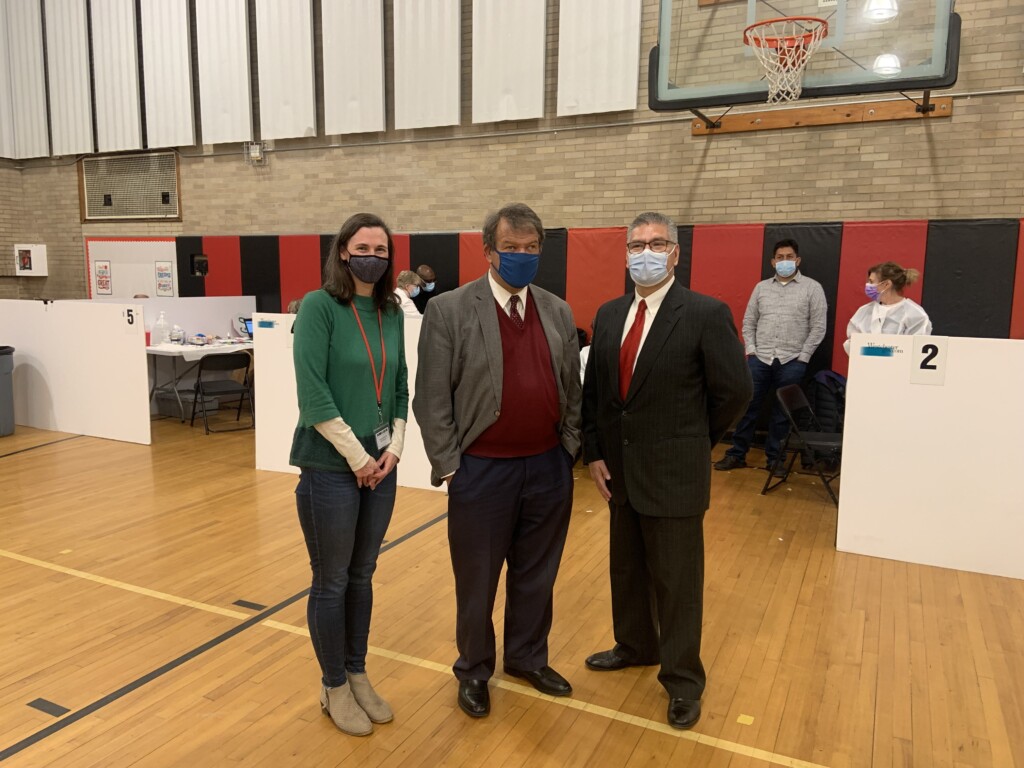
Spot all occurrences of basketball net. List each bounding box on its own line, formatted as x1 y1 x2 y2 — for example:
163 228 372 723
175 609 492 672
744 17 828 103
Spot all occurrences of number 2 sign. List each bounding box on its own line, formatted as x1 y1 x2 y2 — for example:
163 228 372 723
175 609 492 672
909 336 948 386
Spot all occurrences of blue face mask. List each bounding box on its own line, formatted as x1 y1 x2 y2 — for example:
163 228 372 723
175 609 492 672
494 250 539 289
409 286 420 298
628 249 670 287
775 259 797 278
424 282 435 292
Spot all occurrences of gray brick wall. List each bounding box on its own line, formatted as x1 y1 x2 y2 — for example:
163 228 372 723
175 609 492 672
1 0 1022 299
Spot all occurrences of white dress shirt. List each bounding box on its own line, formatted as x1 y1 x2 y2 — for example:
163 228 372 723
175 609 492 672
620 277 674 373
487 271 530 319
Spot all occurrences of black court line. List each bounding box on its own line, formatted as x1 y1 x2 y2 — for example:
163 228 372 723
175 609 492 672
232 599 267 611
0 510 448 762
0 435 84 460
26 699 70 718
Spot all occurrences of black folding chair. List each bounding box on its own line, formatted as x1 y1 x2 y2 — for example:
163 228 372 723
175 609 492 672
189 352 255 434
761 384 842 505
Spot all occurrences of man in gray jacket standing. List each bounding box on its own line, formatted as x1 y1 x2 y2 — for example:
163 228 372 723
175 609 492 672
413 202 582 720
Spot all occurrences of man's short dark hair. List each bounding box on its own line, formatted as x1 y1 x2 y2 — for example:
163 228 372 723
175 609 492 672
482 203 545 251
773 238 799 256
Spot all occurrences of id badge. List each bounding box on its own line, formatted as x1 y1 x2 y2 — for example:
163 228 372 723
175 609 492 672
374 423 391 450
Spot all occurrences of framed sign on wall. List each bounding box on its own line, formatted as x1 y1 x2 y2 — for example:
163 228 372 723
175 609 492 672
15 244 48 277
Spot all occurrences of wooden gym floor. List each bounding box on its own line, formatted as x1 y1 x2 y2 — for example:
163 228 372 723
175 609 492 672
1 420 1022 767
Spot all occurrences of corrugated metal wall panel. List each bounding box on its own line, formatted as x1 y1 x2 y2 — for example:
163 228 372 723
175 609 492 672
254 0 315 140
393 0 460 130
44 0 93 156
91 0 143 152
322 0 385 135
472 0 545 124
194 0 252 145
557 0 642 116
140 0 194 148
0 6 17 158
5 0 50 158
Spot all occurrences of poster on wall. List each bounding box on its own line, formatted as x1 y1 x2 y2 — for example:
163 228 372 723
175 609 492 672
95 260 112 295
155 261 174 297
14 244 48 277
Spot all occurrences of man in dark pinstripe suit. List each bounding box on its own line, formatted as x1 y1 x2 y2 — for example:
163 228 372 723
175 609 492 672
581 212 752 730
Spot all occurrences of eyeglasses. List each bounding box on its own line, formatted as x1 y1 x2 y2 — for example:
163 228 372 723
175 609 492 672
627 239 675 254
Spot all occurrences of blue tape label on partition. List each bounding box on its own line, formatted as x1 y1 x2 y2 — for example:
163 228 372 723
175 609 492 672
860 345 896 357
257 320 276 328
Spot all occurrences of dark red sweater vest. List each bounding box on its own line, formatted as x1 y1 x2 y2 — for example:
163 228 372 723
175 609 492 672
466 300 561 458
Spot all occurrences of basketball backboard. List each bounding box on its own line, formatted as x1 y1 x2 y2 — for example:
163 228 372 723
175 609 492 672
650 0 960 110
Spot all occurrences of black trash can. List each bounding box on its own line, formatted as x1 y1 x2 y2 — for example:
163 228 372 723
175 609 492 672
0 346 14 437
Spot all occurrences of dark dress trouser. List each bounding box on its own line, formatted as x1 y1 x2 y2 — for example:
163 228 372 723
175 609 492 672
446 445 573 681
609 501 706 700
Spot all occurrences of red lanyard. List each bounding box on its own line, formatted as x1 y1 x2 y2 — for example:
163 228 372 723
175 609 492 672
350 305 386 409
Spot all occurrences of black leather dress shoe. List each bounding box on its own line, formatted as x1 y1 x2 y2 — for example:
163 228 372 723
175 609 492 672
458 679 490 718
668 698 701 730
585 648 657 672
503 665 572 696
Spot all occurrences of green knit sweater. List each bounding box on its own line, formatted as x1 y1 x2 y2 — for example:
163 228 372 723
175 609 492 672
289 289 409 471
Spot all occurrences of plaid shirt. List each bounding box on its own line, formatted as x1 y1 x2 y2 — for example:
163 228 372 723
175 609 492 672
742 273 827 365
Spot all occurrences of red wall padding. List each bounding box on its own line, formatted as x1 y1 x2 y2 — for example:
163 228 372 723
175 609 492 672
392 233 410 277
832 221 928 376
201 236 242 297
1011 219 1024 340
690 224 765 335
565 227 627 336
278 235 321 311
459 232 488 286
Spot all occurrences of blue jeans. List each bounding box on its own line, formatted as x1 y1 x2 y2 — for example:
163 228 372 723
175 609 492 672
296 466 396 688
726 357 807 464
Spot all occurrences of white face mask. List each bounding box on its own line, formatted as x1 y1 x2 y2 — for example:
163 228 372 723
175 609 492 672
775 260 797 278
628 249 670 287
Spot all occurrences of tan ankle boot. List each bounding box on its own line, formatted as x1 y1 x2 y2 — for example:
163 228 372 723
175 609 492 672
347 673 394 724
320 683 373 736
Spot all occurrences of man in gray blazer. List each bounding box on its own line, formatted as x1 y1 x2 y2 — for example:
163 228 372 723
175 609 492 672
582 212 752 730
413 202 582 719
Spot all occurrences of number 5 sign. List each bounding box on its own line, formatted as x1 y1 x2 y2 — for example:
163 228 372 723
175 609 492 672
909 336 949 386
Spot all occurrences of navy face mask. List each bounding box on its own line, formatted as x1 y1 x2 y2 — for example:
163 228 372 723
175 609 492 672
494 250 539 289
348 255 388 284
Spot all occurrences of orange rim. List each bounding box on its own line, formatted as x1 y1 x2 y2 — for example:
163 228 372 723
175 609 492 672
743 16 829 49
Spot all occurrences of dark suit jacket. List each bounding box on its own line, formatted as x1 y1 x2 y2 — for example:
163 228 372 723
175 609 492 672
582 281 752 517
413 275 582 486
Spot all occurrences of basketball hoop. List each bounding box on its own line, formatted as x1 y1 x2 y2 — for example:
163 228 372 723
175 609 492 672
743 17 828 103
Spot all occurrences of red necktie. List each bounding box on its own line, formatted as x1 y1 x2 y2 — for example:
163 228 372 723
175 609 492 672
509 295 524 329
619 299 647 400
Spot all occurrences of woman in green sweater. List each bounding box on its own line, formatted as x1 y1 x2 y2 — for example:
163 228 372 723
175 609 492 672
290 212 408 736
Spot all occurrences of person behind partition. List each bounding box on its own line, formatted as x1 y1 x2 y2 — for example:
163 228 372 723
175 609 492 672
411 264 438 314
843 262 931 354
581 212 751 731
290 212 408 736
394 270 425 319
714 239 827 477
413 202 582 720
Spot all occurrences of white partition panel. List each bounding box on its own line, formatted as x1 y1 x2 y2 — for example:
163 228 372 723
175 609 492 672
91 0 142 152
255 0 315 139
195 0 252 145
254 312 438 491
557 0 642 116
4 0 49 158
472 0 545 124
0 300 150 444
839 334 1024 580
393 0 460 130
140 0 194 148
45 0 93 156
322 0 385 135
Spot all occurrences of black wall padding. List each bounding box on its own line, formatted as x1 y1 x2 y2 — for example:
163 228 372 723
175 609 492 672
536 228 568 298
762 223 843 377
922 219 1019 339
319 234 334 281
410 233 460 295
175 236 205 298
240 236 281 313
